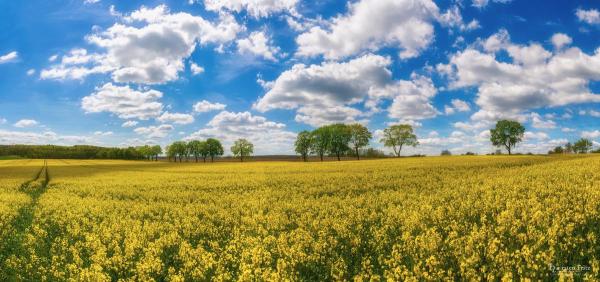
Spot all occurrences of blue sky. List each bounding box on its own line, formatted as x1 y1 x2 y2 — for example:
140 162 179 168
0 0 599 155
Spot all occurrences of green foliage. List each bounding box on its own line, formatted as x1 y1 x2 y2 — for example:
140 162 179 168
187 140 205 162
380 124 418 157
231 139 254 162
326 124 352 161
0 145 145 160
441 150 452 156
490 120 525 155
573 138 593 154
294 131 312 162
310 126 331 161
348 124 372 160
205 138 224 162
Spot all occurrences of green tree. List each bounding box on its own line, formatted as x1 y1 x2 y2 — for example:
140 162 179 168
187 140 204 162
151 145 162 161
348 124 372 160
380 124 419 157
565 142 574 154
489 120 525 155
573 138 593 154
327 124 352 161
198 141 209 162
169 141 188 162
295 131 313 162
311 127 331 161
231 139 254 162
205 138 224 162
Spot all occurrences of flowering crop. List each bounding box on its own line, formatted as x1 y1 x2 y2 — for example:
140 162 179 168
1 156 599 280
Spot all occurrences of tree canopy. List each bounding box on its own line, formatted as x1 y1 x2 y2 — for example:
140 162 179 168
380 124 418 157
490 120 525 155
231 139 254 162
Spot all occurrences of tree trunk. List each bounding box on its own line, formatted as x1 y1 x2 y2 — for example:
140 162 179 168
337 152 341 161
203 157 206 163
355 147 360 160
320 153 323 162
211 156 214 162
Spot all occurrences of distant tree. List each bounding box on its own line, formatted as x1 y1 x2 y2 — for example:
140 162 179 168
231 139 254 162
362 148 386 158
564 142 574 154
169 141 188 162
205 138 224 162
494 149 503 155
549 146 564 155
348 124 372 160
311 127 331 161
464 152 476 156
573 138 593 154
187 140 204 162
380 124 419 157
151 145 162 161
490 120 525 155
198 141 209 162
441 150 452 156
327 124 352 161
295 131 313 162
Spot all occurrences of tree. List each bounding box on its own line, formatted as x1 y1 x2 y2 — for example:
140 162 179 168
311 127 331 161
573 138 593 154
187 140 204 162
169 141 188 162
205 138 224 162
327 124 352 161
231 139 254 162
295 131 312 162
564 142 574 154
441 150 452 156
489 120 525 155
380 124 419 157
198 141 209 162
548 146 564 155
348 124 372 160
151 145 162 161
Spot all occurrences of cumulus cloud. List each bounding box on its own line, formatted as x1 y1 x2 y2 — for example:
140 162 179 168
134 124 174 138
551 33 572 49
186 111 296 154
237 31 281 61
530 112 556 129
254 54 439 126
582 130 600 139
193 100 226 113
199 0 299 18
0 51 18 64
472 0 512 8
0 118 6 124
27 69 36 76
81 83 164 120
439 30 600 124
122 120 139 128
94 131 113 136
190 62 205 75
576 8 600 25
14 119 38 128
157 111 195 124
41 5 243 84
296 0 442 60
445 99 471 115
0 130 92 145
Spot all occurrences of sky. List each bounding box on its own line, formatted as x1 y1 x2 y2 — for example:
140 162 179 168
0 0 599 155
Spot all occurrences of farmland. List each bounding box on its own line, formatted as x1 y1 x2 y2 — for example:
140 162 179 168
1 156 599 280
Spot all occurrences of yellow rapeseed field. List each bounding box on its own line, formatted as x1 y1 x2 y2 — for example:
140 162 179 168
1 155 599 281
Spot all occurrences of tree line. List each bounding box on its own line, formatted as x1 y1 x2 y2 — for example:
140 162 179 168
0 144 161 160
166 138 255 162
294 123 418 161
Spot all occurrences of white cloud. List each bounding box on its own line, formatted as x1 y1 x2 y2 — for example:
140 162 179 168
237 31 280 61
0 118 7 124
81 83 163 120
472 0 512 8
530 112 556 129
14 119 38 128
524 131 549 141
41 5 243 84
576 8 600 25
582 130 600 139
445 99 471 115
94 131 113 136
0 51 18 64
551 33 572 49
193 100 226 113
134 124 174 138
254 54 439 126
440 30 600 122
186 111 296 155
561 127 576 133
48 54 59 62
157 111 195 125
0 130 92 145
122 120 139 128
200 0 299 18
190 62 205 75
84 0 100 4
580 109 600 118
26 69 36 76
296 0 441 60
